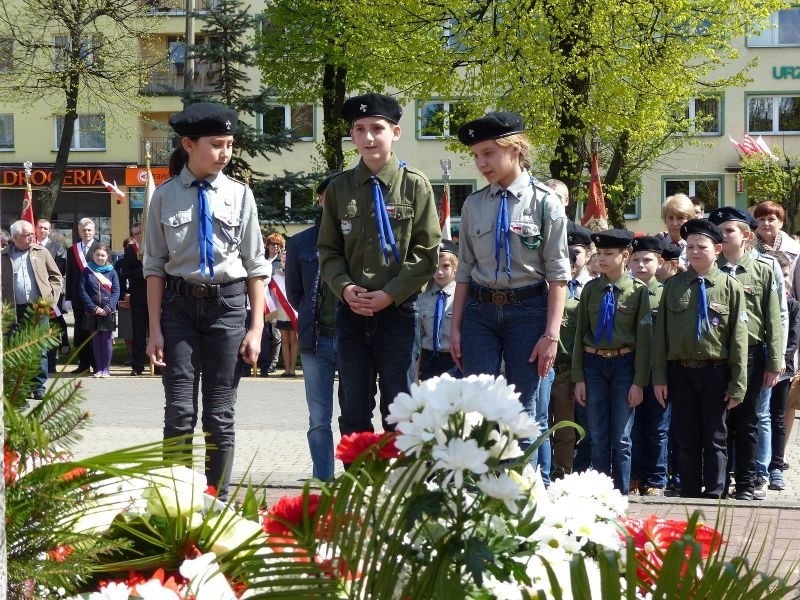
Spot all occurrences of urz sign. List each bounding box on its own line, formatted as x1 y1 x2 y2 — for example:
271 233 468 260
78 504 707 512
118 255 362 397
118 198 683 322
2 167 112 187
772 66 800 79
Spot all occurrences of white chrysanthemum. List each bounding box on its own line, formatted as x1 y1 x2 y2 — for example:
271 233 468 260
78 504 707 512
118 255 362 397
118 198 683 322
87 582 132 600
505 411 541 439
207 512 266 556
180 552 236 600
482 575 524 600
143 466 207 519
462 410 485 437
487 430 524 460
547 470 628 519
477 473 523 511
431 438 490 487
134 577 183 600
385 387 427 424
395 407 445 456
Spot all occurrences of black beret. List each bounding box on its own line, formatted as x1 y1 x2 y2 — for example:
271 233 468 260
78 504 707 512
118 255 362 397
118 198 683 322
630 235 664 254
567 221 593 247
439 240 458 256
590 229 634 249
660 242 682 261
568 248 578 264
315 172 340 195
680 219 724 244
342 93 402 125
457 112 524 146
169 102 237 137
708 206 751 226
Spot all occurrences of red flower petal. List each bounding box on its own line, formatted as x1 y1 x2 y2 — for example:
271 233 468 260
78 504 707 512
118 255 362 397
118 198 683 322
263 493 321 536
335 432 400 464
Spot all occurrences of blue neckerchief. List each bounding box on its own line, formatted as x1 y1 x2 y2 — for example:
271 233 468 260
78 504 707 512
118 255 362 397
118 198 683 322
568 279 580 299
370 176 401 264
192 179 215 279
495 189 511 281
697 277 711 340
433 289 447 352
594 283 616 345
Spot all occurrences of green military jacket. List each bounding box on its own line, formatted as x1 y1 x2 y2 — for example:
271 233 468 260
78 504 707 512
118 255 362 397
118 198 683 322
652 265 748 402
556 293 580 366
717 253 782 372
571 272 653 387
317 154 441 305
646 278 662 322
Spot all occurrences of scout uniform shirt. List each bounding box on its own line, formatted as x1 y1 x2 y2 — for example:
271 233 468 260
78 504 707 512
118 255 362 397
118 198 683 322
717 252 782 373
556 291 580 367
455 171 570 288
652 265 748 402
571 272 653 387
317 154 441 305
646 278 662 320
418 279 456 352
143 167 270 283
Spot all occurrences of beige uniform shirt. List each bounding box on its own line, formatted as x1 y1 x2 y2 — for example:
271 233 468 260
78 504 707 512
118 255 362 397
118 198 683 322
143 167 269 283
455 171 570 288
418 279 456 351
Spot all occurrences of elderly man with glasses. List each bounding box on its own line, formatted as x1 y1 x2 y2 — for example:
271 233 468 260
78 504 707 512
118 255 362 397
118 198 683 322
1 219 62 401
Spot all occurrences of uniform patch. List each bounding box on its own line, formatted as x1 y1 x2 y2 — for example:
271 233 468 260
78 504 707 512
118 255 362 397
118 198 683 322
739 311 748 323
639 314 652 326
385 205 397 217
341 219 352 235
711 316 720 327
510 222 539 237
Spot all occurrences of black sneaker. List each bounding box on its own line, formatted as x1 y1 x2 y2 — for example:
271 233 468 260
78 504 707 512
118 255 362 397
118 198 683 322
769 469 786 491
130 369 143 376
753 477 767 500
734 489 754 501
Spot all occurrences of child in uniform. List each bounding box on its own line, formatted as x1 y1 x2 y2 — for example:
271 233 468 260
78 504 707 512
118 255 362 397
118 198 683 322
418 240 460 381
653 219 748 499
628 235 670 495
572 229 652 494
144 102 269 500
79 244 120 378
317 93 440 441
450 112 569 480
708 206 781 500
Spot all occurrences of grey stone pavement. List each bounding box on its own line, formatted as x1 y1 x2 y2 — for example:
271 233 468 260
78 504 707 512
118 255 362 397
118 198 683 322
63 363 800 581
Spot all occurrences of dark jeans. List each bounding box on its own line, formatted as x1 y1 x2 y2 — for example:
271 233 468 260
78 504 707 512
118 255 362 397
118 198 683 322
258 323 281 372
130 303 148 373
725 345 764 494
10 304 48 396
768 377 790 472
549 364 576 479
72 305 95 371
419 349 460 381
336 301 416 436
668 362 729 498
631 385 671 489
160 287 246 500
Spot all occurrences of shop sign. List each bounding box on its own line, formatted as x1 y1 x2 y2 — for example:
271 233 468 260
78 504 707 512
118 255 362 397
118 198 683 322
772 66 800 79
0 166 126 187
124 166 171 187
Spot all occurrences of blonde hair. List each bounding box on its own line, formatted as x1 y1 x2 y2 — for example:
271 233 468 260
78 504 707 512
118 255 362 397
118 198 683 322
439 251 459 271
495 133 532 170
661 193 695 221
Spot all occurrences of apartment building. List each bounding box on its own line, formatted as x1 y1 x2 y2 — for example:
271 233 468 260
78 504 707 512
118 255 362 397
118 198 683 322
0 3 798 248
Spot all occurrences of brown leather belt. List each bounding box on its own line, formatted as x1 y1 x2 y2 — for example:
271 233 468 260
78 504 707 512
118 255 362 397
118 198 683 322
469 282 545 307
674 359 727 369
584 346 634 358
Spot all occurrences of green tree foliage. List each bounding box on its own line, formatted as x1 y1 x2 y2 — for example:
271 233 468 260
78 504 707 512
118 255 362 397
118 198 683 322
741 150 800 232
0 0 164 218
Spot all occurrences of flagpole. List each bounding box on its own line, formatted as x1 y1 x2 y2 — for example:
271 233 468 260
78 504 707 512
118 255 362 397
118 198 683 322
439 158 452 241
139 142 152 261
22 160 35 228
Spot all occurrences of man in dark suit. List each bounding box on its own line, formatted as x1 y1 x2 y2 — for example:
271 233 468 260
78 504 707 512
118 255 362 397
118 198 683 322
37 218 70 371
65 217 98 373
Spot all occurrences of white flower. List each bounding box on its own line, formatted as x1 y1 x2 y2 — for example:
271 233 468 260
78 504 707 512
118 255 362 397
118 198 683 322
385 388 427 424
395 409 444 456
477 473 523 511
180 552 236 600
134 577 183 599
505 411 540 439
87 582 132 600
207 512 266 556
143 466 207 519
487 430 524 460
431 438 489 487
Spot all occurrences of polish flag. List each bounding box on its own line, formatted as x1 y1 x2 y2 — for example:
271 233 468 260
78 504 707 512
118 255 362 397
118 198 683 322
101 178 125 202
439 182 452 241
21 186 35 227
581 151 608 232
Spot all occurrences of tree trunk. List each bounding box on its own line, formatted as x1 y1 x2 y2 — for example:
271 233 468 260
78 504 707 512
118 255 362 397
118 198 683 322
604 131 630 229
321 62 346 172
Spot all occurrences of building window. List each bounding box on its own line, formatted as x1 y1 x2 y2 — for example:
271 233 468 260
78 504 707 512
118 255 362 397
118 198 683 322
686 97 721 135
54 35 102 70
54 114 106 150
747 8 800 46
257 104 314 141
418 101 470 139
663 177 721 214
0 114 13 150
748 95 800 134
431 181 476 218
0 38 12 72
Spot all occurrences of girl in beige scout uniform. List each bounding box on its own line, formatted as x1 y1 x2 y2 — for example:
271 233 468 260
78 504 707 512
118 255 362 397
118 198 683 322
450 112 570 483
572 229 652 494
653 219 748 499
144 102 269 500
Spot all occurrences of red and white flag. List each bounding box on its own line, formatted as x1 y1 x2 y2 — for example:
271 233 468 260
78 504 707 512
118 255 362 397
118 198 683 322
268 275 298 330
101 178 125 202
729 134 776 159
581 151 608 232
21 185 35 227
439 182 452 241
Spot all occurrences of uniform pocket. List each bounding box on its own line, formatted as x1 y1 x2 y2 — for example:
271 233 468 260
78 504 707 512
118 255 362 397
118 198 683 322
213 212 240 250
469 221 494 262
160 209 193 253
385 203 413 222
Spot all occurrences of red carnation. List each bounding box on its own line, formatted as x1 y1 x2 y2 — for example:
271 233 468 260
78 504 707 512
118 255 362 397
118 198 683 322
47 545 74 562
4 445 19 485
263 493 321 536
335 432 400 464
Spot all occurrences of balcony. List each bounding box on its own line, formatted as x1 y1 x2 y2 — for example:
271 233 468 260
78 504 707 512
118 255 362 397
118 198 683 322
141 137 176 165
141 60 222 96
141 0 223 15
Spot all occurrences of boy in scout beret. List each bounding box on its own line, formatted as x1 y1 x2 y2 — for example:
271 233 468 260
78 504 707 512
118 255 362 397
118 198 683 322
450 111 569 484
566 221 594 300
144 102 270 500
572 229 652 494
417 240 460 381
652 219 748 499
709 207 781 500
317 93 440 446
628 235 670 496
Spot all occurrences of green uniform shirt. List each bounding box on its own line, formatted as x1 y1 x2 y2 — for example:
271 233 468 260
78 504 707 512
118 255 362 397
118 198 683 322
556 294 579 366
646 278 662 322
317 154 441 305
571 272 653 387
717 253 782 372
652 265 748 402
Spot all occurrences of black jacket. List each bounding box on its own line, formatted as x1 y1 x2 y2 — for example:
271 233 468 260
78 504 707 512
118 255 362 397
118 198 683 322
286 218 327 354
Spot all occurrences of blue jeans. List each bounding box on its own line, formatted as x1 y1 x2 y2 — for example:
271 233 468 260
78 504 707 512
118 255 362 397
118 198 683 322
583 352 636 493
461 291 547 474
336 301 416 437
161 287 246 500
755 386 771 479
300 334 340 480
631 385 671 489
533 368 554 485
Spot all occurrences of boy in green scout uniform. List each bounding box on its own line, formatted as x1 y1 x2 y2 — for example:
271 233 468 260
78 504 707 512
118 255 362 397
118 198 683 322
572 229 652 494
709 207 781 500
653 219 748 499
628 235 670 496
317 93 440 444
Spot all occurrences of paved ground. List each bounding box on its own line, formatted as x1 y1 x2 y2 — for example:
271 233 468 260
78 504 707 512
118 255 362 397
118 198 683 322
60 359 800 582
